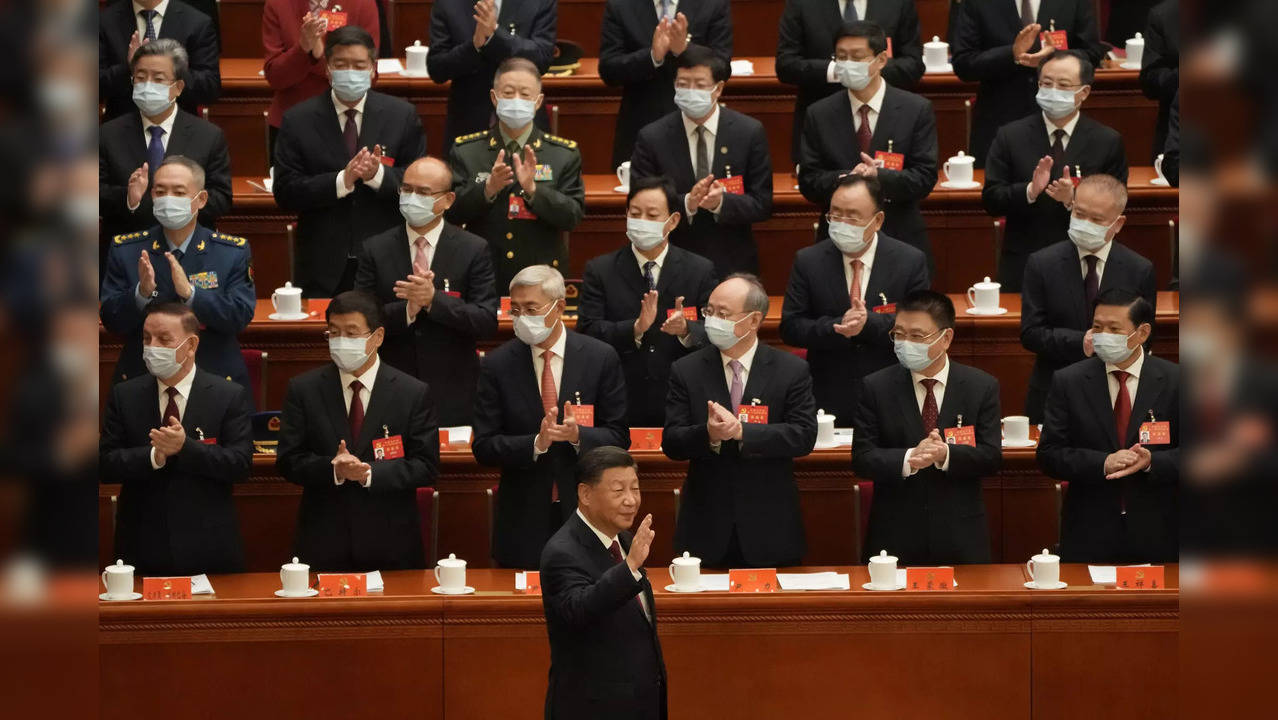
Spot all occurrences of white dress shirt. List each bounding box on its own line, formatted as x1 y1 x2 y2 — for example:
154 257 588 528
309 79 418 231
334 355 380 487
149 363 197 469
333 91 385 199
140 105 176 153
532 326 578 459
1020 0 1042 23
682 106 724 218
1104 347 1144 408
1027 111 1082 202
1077 234 1114 286
576 508 651 620
849 75 887 138
841 233 879 303
405 220 445 323
133 0 170 39
902 355 952 476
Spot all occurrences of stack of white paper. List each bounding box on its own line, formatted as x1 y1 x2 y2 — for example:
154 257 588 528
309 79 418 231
377 59 405 75
729 59 755 76
515 572 528 590
1087 564 1151 585
190 574 214 595
364 570 384 592
698 574 731 591
442 426 473 446
777 572 851 591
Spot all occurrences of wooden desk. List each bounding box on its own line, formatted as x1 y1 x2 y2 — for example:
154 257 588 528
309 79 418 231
99 564 1178 720
222 167 1178 296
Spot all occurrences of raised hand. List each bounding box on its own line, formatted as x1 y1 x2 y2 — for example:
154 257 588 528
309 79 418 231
1045 165 1075 204
299 12 327 58
343 147 371 190
165 252 193 299
394 272 436 315
635 289 659 337
535 407 558 452
127 31 144 63
484 149 515 199
660 296 689 337
834 297 868 337
1012 23 1042 60
669 13 691 55
699 178 725 211
513 144 538 197
686 174 714 211
626 514 655 572
651 18 672 62
137 248 157 298
1029 155 1054 200
360 144 385 181
127 163 149 209
472 0 498 49
852 151 880 178
1082 328 1095 357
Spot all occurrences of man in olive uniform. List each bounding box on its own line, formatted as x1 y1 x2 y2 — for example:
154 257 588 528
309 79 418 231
446 57 585 290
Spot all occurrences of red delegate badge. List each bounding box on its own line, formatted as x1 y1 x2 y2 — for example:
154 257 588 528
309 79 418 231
1138 421 1171 445
944 425 976 447
372 427 405 461
737 405 769 424
718 175 745 195
667 306 698 322
318 9 348 30
508 195 538 220
569 402 595 428
875 151 905 171
1040 29 1068 49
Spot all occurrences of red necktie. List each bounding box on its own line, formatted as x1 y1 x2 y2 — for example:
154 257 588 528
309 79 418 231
857 105 873 155
343 108 359 159
608 539 647 618
413 236 431 276
540 351 558 501
849 258 864 304
920 378 939 434
348 379 365 441
163 386 180 425
1111 371 1131 445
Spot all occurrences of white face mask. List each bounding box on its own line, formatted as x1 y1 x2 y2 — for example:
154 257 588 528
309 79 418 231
143 337 192 380
513 303 557 346
1092 329 1137 364
1068 215 1115 252
132 81 175 117
495 97 537 128
829 219 872 255
704 314 750 350
1036 86 1080 120
893 331 946 372
399 192 439 227
329 335 373 373
626 217 668 251
153 194 199 229
835 60 872 91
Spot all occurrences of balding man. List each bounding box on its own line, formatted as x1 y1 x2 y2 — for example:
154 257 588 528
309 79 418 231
356 156 498 426
1020 174 1155 423
664 273 818 568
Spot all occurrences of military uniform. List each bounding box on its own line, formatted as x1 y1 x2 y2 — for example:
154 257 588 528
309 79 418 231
100 225 257 398
445 125 585 290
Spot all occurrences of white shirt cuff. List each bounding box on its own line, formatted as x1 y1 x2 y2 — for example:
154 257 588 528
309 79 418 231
652 52 664 67
150 446 165 470
902 448 919 477
1026 183 1036 203
827 60 838 83
630 567 642 581
361 468 372 488
336 171 355 199
127 198 140 212
182 287 196 305
366 162 385 190
407 304 420 325
134 283 150 310
935 447 951 472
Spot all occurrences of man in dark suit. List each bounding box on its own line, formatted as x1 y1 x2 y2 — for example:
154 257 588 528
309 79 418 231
541 446 665 720
276 291 441 571
100 156 256 391
1140 0 1179 162
782 174 929 426
1038 289 1179 563
428 0 556 153
1020 174 1156 423
599 0 733 168
798 21 938 267
630 45 772 277
664 274 818 568
355 156 499 426
473 265 630 568
99 0 221 121
951 0 1101 165
777 0 924 162
851 291 1002 564
101 302 253 576
273 26 427 297
983 50 1127 291
99 39 231 251
578 176 717 427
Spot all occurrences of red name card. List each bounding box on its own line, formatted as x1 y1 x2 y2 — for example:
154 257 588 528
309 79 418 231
718 175 745 195
630 427 663 450
1116 566 1165 590
317 573 367 597
142 576 191 600
569 403 594 427
666 306 698 322
439 428 450 451
499 297 512 315
729 568 779 593
906 567 955 591
522 571 542 595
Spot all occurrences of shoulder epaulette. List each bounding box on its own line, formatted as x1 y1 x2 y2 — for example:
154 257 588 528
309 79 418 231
454 130 489 145
211 232 247 247
112 229 150 245
542 133 578 150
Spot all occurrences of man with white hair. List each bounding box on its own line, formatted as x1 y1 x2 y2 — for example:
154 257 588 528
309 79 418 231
473 265 631 568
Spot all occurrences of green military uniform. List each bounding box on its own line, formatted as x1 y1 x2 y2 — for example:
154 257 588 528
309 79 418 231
446 124 585 290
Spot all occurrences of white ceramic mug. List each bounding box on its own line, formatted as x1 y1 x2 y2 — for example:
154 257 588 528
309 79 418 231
868 550 897 588
280 557 310 594
616 161 631 189
272 281 303 316
101 559 134 598
1125 33 1145 67
943 151 975 185
405 40 429 73
1003 416 1031 443
966 276 1000 311
669 552 701 591
1026 548 1060 586
1153 154 1166 183
923 35 949 68
816 410 836 445
434 553 467 591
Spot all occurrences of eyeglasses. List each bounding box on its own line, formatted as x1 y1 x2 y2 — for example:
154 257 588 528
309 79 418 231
1037 80 1081 91
508 300 557 318
323 329 374 341
701 306 749 321
826 212 867 225
889 327 945 343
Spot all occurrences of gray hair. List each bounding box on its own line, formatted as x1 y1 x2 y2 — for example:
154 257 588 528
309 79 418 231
1076 173 1128 215
130 38 190 82
157 155 206 190
509 264 566 300
725 272 769 315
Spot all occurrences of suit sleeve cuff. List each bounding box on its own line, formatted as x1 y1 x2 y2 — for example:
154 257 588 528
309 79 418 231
134 284 150 310
336 172 354 199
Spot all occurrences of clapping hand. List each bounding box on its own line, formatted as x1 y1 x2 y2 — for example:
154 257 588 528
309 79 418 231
484 149 515 199
626 514 655 572
635 290 659 337
1045 165 1075 205
660 296 689 337
332 439 371 482
834 297 868 337
149 416 187 463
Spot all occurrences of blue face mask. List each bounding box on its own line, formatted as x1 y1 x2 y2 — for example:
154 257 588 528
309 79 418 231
495 97 537 128
399 193 439 227
330 69 371 103
893 330 946 372
1035 86 1080 120
674 87 716 119
132 81 175 117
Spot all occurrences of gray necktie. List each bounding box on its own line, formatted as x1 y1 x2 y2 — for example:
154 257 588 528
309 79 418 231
694 125 709 181
843 0 858 22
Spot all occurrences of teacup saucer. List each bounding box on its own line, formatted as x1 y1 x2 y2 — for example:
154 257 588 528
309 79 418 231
1149 177 1170 186
274 588 319 598
613 185 630 193
965 306 1008 316
939 180 981 190
861 582 906 591
99 592 142 601
663 584 704 593
1119 61 1142 71
430 585 475 595
1002 438 1037 448
400 69 430 78
1024 580 1067 590
268 312 311 321
924 63 953 74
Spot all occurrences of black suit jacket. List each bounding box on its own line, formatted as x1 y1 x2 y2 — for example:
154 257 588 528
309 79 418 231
355 222 499 426
776 0 925 161
100 369 252 576
1020 240 1156 422
950 0 1101 165
982 112 1128 290
99 0 221 121
798 84 938 264
472 331 631 568
598 0 734 168
540 513 666 720
630 108 772 276
578 243 717 427
276 361 440 571
1140 0 1180 161
663 343 818 567
1037 354 1179 563
780 235 929 425
427 0 556 150
98 109 233 243
851 361 1002 564
273 90 427 295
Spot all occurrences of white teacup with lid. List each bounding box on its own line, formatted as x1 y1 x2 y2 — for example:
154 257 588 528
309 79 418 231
943 151 976 186
868 550 898 589
405 40 429 75
271 281 304 318
669 551 701 592
101 559 135 599
1026 548 1063 589
435 553 467 592
279 557 310 594
966 276 1001 313
923 35 950 71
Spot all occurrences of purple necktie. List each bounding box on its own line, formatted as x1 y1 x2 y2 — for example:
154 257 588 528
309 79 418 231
728 359 744 413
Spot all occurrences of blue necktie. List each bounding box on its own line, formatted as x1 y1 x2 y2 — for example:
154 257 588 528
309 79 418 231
843 0 858 22
643 261 657 291
141 10 158 41
659 0 670 20
147 125 165 178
